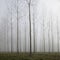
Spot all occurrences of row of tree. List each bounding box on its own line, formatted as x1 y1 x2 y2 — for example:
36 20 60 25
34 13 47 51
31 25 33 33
5 0 60 56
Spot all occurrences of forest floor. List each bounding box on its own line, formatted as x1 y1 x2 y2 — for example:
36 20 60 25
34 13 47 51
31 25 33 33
0 53 60 60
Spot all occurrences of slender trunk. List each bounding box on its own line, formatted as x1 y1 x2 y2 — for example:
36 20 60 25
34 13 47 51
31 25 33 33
28 3 32 56
57 17 59 52
51 16 54 52
7 19 8 52
48 19 50 52
33 13 35 53
43 16 45 52
25 20 26 52
11 8 13 52
20 23 21 52
3 20 6 52
17 0 19 53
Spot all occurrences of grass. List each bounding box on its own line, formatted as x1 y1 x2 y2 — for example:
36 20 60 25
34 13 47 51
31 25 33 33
0 53 60 60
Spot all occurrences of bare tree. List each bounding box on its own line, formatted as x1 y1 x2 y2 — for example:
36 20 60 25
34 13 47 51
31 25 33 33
6 17 9 52
10 7 13 52
51 16 54 52
2 17 8 52
25 20 26 52
28 0 32 56
4 1 9 51
29 0 32 56
20 21 21 52
8 1 13 52
43 15 45 52
42 5 46 52
32 6 36 53
6 0 13 52
57 16 59 52
7 0 20 53
6 15 9 52
16 0 19 53
33 11 35 53
48 18 50 52
25 0 32 56
12 0 20 53
42 6 45 52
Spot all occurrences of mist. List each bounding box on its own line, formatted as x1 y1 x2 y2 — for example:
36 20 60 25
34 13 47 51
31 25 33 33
0 0 60 53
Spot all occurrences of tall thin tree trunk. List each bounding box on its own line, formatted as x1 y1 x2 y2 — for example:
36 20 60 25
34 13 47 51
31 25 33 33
43 16 45 52
57 17 59 52
17 0 19 53
28 2 32 56
11 7 13 52
48 19 50 52
7 19 8 52
51 16 54 52
25 0 32 56
33 12 35 53
25 20 26 52
20 22 21 52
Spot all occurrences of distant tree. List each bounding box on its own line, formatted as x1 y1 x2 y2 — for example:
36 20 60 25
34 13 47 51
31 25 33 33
7 0 21 53
43 15 45 52
16 0 19 53
10 7 13 52
57 16 59 52
6 0 20 53
25 20 26 52
20 21 21 52
51 16 54 52
33 11 35 53
2 17 8 52
48 18 50 52
6 0 13 52
42 5 47 52
6 17 9 52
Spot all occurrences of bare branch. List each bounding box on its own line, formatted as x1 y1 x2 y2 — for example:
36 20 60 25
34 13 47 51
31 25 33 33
25 0 31 5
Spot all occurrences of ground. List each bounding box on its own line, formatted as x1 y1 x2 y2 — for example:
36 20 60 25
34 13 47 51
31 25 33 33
0 53 60 60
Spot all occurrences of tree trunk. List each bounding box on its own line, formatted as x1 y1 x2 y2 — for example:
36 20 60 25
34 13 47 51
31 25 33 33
28 3 32 56
48 19 50 52
25 20 26 52
51 16 54 52
17 0 19 53
57 17 59 52
43 16 45 52
33 12 35 53
11 8 13 52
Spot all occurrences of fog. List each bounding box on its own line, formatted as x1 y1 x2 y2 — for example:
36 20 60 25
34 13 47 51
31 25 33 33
0 0 60 52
